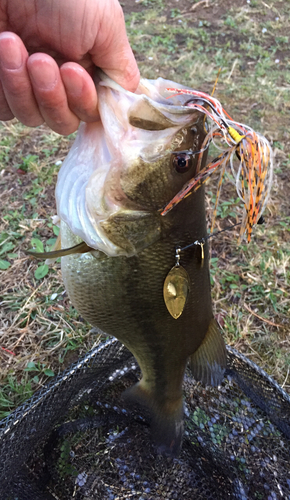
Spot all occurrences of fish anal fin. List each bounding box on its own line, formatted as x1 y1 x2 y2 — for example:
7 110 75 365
122 381 184 456
188 318 227 387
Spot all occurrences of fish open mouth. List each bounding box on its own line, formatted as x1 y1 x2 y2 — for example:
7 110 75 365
55 74 204 257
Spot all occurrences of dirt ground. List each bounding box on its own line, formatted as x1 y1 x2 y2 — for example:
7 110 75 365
0 0 289 417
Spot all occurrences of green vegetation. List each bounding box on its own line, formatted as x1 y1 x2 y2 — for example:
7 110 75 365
0 374 33 419
0 0 289 418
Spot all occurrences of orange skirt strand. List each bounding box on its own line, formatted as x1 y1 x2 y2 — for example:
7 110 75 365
162 88 273 243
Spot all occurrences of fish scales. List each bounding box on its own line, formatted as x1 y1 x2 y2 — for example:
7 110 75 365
61 187 212 382
39 73 227 455
61 189 221 455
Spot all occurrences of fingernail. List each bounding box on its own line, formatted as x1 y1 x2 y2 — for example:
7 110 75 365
62 68 84 96
0 37 23 70
30 61 57 90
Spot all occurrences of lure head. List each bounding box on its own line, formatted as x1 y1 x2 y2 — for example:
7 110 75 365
56 74 205 256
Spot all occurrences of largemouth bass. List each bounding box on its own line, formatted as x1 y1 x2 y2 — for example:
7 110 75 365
33 73 227 455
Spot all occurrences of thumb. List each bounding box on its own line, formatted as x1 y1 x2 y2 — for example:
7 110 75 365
90 1 140 92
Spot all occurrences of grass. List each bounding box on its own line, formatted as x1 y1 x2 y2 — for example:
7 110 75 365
0 0 290 418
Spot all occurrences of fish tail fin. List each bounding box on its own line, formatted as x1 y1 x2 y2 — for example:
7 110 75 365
123 382 184 456
188 317 227 386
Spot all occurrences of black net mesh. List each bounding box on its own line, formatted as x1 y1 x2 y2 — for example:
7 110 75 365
1 338 290 500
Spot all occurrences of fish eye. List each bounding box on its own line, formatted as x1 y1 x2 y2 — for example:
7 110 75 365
172 153 192 173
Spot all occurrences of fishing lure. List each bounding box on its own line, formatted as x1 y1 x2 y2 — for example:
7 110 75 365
163 222 240 319
163 246 190 319
162 87 273 243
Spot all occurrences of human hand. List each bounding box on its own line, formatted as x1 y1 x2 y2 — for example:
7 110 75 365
0 0 139 135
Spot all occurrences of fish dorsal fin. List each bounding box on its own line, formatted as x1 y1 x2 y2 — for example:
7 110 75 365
188 318 227 387
129 97 175 130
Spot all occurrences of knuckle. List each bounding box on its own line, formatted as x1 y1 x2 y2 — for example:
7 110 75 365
2 76 31 100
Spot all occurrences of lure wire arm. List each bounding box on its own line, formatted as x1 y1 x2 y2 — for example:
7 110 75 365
163 85 273 243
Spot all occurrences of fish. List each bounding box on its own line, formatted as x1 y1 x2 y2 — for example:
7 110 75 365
30 72 227 455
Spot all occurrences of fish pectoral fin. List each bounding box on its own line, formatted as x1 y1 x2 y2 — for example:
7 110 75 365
122 382 184 457
188 318 227 387
100 211 160 256
26 241 92 260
